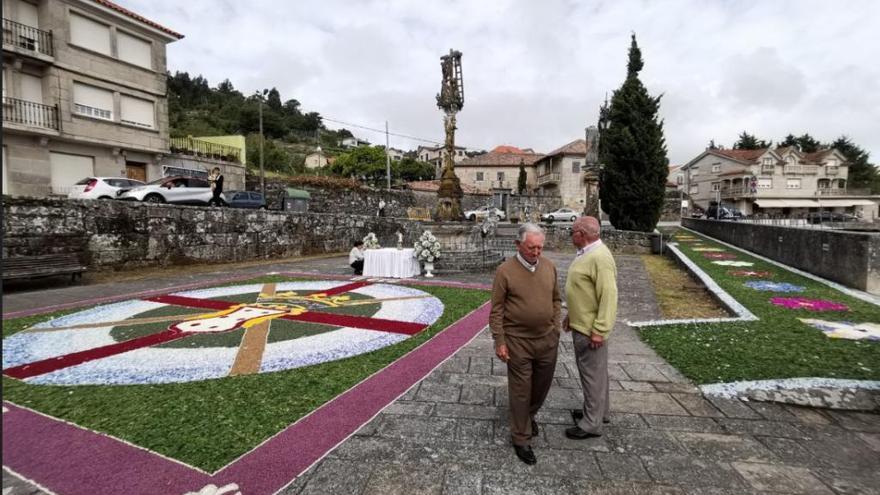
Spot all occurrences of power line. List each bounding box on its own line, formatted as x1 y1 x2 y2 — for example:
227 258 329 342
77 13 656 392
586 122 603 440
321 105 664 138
322 116 445 147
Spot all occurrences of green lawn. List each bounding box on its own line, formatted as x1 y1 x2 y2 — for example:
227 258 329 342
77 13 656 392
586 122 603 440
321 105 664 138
2 277 489 471
639 231 880 385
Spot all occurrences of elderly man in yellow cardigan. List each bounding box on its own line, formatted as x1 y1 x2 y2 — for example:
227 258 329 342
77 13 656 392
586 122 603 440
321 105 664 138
563 216 618 439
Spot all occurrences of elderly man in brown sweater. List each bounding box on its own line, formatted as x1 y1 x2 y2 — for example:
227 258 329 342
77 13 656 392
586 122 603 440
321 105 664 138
490 222 561 465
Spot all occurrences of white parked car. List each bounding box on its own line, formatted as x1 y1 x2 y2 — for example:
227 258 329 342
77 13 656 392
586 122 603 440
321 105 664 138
541 207 579 223
464 205 506 221
118 176 226 206
68 177 145 200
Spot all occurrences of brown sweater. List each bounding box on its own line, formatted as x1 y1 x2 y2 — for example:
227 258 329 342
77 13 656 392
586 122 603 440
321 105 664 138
490 255 561 346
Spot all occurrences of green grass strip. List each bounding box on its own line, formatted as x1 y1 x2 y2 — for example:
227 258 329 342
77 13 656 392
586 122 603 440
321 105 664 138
2 279 489 471
639 230 880 385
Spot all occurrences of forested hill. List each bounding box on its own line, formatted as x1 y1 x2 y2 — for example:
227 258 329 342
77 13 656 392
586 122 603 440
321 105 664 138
166 72 351 174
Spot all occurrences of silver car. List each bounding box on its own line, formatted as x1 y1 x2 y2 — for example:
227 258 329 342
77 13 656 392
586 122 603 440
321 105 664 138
118 176 226 206
68 177 145 200
541 208 578 223
464 205 506 221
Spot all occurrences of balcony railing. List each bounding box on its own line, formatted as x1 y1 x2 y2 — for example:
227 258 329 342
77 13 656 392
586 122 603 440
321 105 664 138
784 165 818 175
169 136 242 163
3 18 53 57
536 173 560 186
2 97 59 130
815 188 869 196
761 165 775 174
720 186 753 198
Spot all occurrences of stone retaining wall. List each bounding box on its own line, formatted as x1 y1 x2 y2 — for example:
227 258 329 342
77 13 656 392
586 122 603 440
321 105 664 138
2 197 421 270
683 218 880 295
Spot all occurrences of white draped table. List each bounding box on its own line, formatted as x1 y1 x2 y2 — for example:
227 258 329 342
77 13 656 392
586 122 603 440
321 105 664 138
363 248 422 278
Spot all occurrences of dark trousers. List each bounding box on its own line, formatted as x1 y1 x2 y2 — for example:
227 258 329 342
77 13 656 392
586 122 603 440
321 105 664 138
505 331 559 446
572 330 610 434
350 259 364 274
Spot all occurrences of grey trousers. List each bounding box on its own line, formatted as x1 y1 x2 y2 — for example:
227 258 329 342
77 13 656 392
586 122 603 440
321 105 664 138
505 332 559 446
572 330 610 434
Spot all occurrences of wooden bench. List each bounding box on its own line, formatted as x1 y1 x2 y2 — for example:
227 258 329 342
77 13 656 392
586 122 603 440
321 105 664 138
2 253 87 283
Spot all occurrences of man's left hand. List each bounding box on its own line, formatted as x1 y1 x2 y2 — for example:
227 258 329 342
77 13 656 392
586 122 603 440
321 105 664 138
589 333 604 349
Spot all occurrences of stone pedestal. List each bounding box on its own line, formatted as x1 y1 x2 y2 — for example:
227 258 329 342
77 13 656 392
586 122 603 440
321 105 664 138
435 167 464 221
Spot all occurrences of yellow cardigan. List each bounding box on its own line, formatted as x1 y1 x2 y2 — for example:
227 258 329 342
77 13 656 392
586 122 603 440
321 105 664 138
565 244 618 338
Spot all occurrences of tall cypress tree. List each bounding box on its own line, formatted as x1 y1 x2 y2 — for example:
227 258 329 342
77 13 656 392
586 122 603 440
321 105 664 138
517 159 527 195
598 34 669 232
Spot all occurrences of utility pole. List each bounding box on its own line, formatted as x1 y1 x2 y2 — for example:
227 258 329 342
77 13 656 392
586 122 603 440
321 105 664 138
256 90 266 198
385 121 391 191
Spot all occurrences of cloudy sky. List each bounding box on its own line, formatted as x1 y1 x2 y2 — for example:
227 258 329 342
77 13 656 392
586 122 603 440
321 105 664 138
125 0 880 165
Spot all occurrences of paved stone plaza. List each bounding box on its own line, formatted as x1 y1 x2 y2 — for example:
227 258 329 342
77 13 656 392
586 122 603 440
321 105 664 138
3 252 879 494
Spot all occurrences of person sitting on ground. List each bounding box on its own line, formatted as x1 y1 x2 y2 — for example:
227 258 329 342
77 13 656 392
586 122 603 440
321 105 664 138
349 240 365 275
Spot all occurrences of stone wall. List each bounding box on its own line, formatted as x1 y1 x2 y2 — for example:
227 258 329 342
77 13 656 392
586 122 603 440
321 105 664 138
683 218 880 295
247 178 416 217
2 197 421 270
521 224 658 254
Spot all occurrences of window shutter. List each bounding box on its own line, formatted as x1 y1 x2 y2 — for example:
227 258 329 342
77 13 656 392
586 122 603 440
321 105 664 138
121 95 154 128
70 13 111 55
117 31 152 69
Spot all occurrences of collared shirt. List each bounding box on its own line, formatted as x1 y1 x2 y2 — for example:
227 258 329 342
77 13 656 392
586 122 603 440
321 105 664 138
515 252 538 273
576 239 603 258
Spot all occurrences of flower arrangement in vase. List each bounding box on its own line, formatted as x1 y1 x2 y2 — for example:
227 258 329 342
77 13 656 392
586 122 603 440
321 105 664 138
362 232 380 249
413 230 441 277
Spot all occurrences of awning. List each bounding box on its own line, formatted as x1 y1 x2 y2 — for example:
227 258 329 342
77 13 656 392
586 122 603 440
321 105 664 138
284 188 311 199
754 199 820 208
817 199 877 207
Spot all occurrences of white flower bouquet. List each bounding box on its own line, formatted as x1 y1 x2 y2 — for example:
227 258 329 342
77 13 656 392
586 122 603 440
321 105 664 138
362 232 380 249
413 230 441 262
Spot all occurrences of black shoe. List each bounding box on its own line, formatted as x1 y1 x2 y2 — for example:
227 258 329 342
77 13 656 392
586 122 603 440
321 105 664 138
571 409 610 424
513 445 537 465
565 426 602 440
530 419 539 438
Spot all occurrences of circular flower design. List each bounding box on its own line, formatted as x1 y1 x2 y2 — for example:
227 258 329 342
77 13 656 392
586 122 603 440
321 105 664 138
692 248 725 252
770 297 849 312
744 281 805 293
704 253 737 260
712 260 754 267
2 281 444 386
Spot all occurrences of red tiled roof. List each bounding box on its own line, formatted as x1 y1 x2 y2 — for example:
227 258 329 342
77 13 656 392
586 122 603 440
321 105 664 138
544 139 588 157
804 149 833 162
491 145 526 154
406 180 485 194
92 0 184 39
458 151 544 167
712 148 769 162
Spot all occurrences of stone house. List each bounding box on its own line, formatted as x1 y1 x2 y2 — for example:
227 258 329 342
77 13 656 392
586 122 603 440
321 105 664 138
304 151 329 169
532 139 592 209
455 145 543 194
2 0 184 196
416 144 468 178
681 147 878 218
338 136 369 149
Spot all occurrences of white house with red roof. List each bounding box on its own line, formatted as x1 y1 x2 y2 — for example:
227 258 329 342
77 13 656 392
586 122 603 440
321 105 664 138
2 0 184 196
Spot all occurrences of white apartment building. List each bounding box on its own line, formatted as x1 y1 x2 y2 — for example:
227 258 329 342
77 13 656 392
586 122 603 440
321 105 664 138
2 0 184 196
681 147 878 217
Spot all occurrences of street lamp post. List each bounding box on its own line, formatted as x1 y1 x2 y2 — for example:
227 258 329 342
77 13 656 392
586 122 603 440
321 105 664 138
255 90 267 198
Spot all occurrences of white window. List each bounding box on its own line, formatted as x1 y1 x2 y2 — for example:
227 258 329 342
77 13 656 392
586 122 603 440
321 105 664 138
758 178 772 189
50 152 94 195
117 31 152 69
711 182 720 192
497 171 505 181
476 172 484 181
17 1 39 27
20 73 43 104
762 157 774 166
689 184 698 194
120 95 154 128
572 161 581 173
73 82 113 120
711 164 721 173
676 174 683 185
786 178 802 189
70 12 111 55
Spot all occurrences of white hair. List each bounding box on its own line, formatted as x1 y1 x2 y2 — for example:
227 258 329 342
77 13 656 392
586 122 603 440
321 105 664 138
517 222 545 242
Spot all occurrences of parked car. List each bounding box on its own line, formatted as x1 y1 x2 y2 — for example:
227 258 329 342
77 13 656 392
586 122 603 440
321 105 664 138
117 176 226 206
541 207 578 223
464 205 506 221
68 177 145 200
705 204 744 220
806 211 858 224
226 191 266 209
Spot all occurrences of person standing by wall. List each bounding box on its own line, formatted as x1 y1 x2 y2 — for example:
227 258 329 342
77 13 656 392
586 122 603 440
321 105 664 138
490 223 561 465
208 167 225 206
377 198 386 217
564 216 618 439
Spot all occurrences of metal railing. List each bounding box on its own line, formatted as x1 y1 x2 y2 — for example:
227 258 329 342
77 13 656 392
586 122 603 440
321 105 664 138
536 173 560 186
2 17 53 57
784 165 818 175
169 136 242 163
815 188 869 196
2 97 60 130
720 186 753 198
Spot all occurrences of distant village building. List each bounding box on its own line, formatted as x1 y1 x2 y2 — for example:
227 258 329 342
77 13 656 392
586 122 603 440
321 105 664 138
532 139 592 209
304 152 329 169
681 146 879 218
416 144 468 178
2 0 184 196
338 136 370 149
455 145 543 194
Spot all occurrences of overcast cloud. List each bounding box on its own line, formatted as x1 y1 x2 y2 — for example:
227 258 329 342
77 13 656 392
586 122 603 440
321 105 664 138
124 0 880 164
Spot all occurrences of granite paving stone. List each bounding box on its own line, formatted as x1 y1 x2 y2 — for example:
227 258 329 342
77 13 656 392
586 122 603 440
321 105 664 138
417 381 462 403
671 393 724 417
641 414 724 433
675 432 778 462
384 401 435 416
856 431 880 452
783 405 832 425
454 419 495 446
434 403 504 421
467 356 492 375
825 410 880 433
641 455 747 488
436 356 470 374
620 380 657 392
604 427 685 456
458 383 495 406
363 463 445 495
705 397 762 419
731 462 834 494
377 415 457 441
441 466 482 495
596 453 653 481
754 436 820 467
747 402 799 422
650 382 701 394
716 418 806 439
611 391 690 416
295 459 373 495
810 467 880 495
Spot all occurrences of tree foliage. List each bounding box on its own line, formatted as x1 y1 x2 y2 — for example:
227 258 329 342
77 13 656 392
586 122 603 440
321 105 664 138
733 131 772 150
328 146 433 186
831 136 880 193
779 133 822 153
598 34 669 232
517 159 527 195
